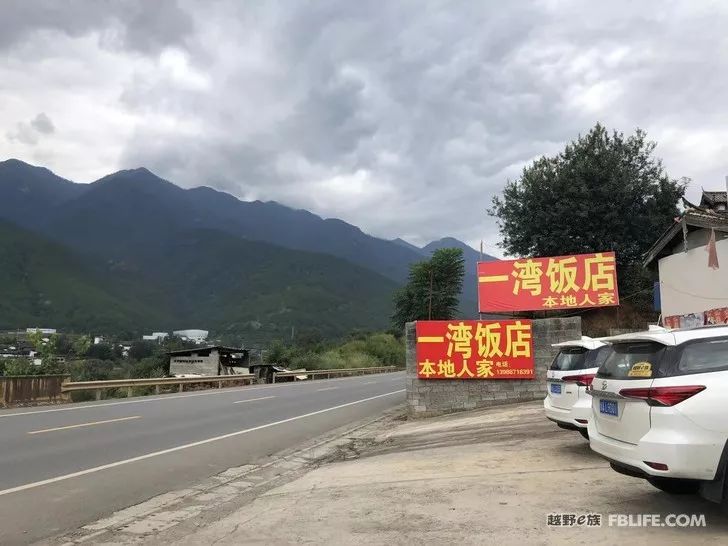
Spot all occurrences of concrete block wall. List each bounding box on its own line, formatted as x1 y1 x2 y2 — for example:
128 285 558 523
169 351 219 376
406 317 582 417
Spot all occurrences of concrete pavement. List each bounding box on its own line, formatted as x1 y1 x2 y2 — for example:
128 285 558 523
0 372 405 545
114 401 728 546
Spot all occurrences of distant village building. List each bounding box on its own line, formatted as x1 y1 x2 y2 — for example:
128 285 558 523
172 329 209 343
644 188 728 327
26 327 57 335
168 346 250 376
142 332 169 342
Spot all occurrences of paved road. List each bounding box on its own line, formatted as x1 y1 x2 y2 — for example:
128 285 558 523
0 372 405 545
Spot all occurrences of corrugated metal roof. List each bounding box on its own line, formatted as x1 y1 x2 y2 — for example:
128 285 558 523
167 346 247 356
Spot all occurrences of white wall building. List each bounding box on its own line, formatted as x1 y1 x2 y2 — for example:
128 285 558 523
142 332 169 342
173 329 209 343
26 327 57 335
644 190 728 327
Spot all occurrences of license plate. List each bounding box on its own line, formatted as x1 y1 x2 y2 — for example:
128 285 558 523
600 399 619 416
550 383 561 394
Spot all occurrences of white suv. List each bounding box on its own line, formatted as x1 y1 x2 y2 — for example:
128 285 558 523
544 337 612 440
588 324 728 503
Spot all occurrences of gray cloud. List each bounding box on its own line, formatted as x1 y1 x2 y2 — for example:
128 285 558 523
2 0 728 254
6 112 55 145
30 113 55 134
0 0 193 53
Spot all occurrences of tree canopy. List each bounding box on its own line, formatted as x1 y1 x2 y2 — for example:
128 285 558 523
391 247 465 331
489 124 686 302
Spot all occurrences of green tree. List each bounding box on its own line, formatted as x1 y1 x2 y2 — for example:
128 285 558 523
72 335 91 357
27 331 59 366
489 124 687 302
128 340 155 361
391 248 465 332
85 343 114 360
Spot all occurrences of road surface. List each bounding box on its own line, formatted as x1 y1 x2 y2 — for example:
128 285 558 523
0 372 405 545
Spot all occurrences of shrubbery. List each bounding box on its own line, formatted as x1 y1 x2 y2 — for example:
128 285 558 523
266 332 404 370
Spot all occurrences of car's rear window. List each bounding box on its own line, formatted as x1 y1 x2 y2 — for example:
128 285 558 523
677 337 728 373
550 347 588 371
584 345 613 369
597 341 666 379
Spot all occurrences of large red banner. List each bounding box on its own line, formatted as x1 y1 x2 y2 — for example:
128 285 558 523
477 251 619 313
416 320 534 380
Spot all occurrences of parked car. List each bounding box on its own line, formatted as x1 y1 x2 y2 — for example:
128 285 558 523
544 336 612 439
588 324 728 503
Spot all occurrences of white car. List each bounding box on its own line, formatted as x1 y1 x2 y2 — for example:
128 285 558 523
544 336 612 439
588 324 728 502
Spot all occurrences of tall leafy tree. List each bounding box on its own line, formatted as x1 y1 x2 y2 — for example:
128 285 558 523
392 248 465 331
489 124 687 302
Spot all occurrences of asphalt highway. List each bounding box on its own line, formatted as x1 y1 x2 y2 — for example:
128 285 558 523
0 372 405 544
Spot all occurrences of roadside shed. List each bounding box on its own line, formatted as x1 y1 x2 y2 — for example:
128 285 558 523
168 346 250 377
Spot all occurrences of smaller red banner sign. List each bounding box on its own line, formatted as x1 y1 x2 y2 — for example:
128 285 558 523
477 251 619 313
416 320 534 380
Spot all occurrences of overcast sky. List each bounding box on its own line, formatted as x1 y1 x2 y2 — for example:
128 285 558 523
2 0 727 254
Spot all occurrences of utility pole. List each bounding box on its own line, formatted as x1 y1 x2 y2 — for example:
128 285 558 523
428 268 434 320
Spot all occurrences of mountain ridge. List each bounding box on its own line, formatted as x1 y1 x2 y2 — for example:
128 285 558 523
0 158 488 320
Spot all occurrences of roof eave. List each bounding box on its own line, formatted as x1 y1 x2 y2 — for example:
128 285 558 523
642 220 683 268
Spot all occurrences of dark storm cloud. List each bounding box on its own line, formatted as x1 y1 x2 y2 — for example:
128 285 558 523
3 0 728 251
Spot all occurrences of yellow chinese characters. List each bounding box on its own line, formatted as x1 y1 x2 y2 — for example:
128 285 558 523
511 259 543 296
419 359 436 378
458 360 475 378
583 253 616 291
476 360 494 378
437 359 456 378
598 292 616 305
504 321 532 358
475 322 503 358
446 322 473 359
546 257 580 293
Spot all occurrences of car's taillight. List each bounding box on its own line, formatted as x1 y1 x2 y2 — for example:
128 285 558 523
619 385 706 407
562 374 595 387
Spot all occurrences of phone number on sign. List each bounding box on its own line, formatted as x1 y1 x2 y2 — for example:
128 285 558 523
496 368 533 376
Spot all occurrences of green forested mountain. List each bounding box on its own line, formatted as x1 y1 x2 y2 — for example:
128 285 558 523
0 220 166 332
0 158 481 338
0 220 398 338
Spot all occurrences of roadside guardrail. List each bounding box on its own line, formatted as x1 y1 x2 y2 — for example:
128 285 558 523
272 366 402 383
61 374 255 400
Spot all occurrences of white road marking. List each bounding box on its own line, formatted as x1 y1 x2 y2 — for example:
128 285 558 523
232 396 275 404
28 416 142 435
361 381 375 385
316 387 338 392
0 372 404 418
0 389 405 497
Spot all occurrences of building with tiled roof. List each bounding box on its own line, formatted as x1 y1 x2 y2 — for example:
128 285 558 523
700 190 728 211
644 189 728 328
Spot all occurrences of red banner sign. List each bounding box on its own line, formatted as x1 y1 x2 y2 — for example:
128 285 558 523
477 251 619 313
416 320 534 380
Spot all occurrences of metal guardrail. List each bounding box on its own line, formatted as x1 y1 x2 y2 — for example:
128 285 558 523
272 366 402 383
61 374 255 400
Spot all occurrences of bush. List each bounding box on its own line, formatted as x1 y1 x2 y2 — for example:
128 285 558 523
363 334 404 366
2 358 40 376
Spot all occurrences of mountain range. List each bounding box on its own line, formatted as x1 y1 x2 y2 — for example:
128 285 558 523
0 158 495 339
